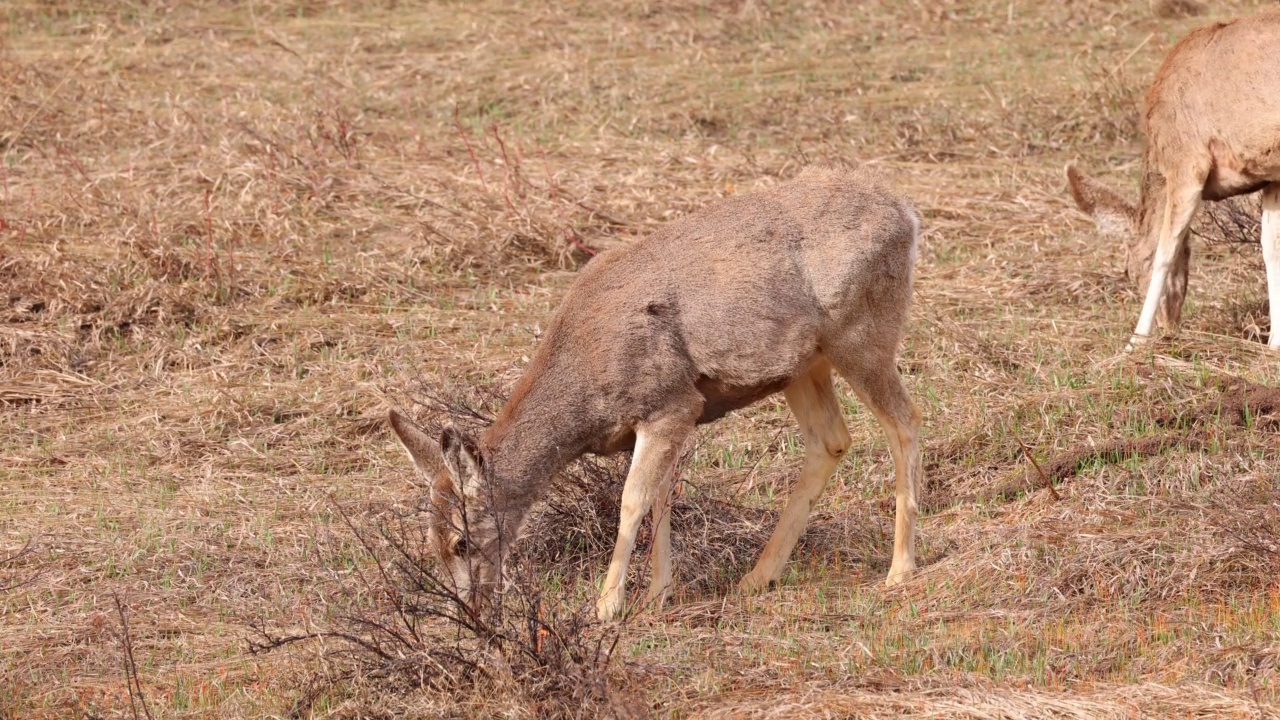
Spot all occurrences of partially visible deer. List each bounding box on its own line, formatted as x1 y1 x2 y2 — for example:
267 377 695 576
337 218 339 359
389 165 923 622
1067 8 1280 349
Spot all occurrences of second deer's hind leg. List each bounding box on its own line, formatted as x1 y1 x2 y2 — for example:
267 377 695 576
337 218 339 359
1261 184 1280 349
830 352 923 586
739 359 851 594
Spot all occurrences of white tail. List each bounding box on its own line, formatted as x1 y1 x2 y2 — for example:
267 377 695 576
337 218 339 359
390 165 923 621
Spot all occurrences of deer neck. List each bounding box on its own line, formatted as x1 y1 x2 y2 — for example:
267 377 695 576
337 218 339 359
478 368 590 514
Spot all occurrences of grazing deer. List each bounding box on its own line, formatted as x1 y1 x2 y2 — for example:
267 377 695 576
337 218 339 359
389 165 923 622
1066 8 1280 349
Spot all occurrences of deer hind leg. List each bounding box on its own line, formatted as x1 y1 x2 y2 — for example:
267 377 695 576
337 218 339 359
829 350 923 586
597 417 691 622
1132 178 1203 346
1261 184 1280 349
739 358 851 594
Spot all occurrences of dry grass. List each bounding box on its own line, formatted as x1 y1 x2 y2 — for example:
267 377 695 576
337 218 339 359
3 0 1280 717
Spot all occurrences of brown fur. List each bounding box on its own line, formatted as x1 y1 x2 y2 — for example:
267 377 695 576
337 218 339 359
1066 8 1280 346
390 165 924 620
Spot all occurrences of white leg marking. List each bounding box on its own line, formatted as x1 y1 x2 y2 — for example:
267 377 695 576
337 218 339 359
1261 185 1280 349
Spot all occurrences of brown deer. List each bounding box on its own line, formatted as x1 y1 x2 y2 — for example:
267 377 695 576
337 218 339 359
388 165 924 621
1066 8 1280 349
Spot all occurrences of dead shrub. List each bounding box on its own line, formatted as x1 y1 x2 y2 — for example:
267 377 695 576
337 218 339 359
248 502 647 719
1196 193 1263 246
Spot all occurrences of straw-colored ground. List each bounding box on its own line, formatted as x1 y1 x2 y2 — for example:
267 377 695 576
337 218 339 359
4 0 1280 717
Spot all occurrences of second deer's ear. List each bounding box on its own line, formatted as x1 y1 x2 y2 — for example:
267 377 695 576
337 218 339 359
1066 164 1139 239
388 409 448 484
440 425 485 499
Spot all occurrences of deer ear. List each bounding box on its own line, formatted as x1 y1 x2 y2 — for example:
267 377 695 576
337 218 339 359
1066 164 1138 239
439 425 485 499
388 410 448 484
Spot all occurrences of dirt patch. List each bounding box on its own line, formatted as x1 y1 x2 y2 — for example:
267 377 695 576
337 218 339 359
1015 432 1210 495
1003 380 1280 499
1156 380 1280 431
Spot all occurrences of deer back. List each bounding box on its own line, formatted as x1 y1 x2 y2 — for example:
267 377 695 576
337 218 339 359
490 166 918 450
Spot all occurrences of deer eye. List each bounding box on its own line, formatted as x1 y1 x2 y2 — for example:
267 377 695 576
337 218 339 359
450 536 469 557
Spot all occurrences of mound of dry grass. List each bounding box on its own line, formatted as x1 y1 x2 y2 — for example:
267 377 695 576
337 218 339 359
1004 378 1280 490
525 451 894 603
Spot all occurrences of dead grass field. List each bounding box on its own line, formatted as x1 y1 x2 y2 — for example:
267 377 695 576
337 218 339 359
3 0 1280 717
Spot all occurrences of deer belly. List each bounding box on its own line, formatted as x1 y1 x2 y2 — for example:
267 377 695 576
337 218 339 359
1203 137 1280 200
694 375 791 424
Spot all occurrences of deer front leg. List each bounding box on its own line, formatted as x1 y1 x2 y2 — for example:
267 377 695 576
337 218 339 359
1262 184 1280 349
1131 182 1202 348
644 470 674 609
597 419 690 622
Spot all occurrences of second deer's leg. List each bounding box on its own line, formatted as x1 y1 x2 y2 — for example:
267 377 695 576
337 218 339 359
833 354 923 587
1132 179 1202 345
1261 184 1280 349
739 359 851 594
597 418 690 622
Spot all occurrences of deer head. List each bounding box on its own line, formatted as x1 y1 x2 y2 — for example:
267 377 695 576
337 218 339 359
1066 164 1143 279
387 410 507 611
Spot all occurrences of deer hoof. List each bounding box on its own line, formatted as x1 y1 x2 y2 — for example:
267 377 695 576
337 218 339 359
643 583 672 609
596 593 624 622
885 562 916 587
737 571 778 595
